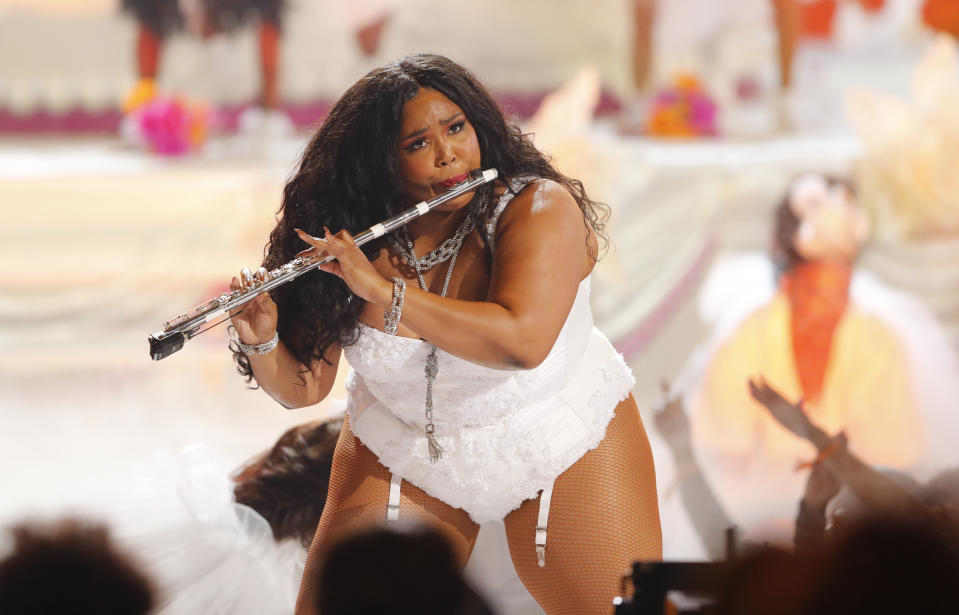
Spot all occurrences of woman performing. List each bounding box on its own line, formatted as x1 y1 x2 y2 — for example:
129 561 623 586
122 0 284 110
228 54 662 614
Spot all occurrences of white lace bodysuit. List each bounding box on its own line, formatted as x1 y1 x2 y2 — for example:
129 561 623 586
343 177 635 525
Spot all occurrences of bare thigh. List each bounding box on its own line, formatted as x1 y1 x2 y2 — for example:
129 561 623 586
294 417 480 615
504 396 662 615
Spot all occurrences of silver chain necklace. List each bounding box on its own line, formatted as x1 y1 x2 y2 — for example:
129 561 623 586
388 214 475 272
387 215 474 462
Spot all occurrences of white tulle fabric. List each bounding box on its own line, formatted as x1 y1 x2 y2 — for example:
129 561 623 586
109 445 305 615
344 178 635 524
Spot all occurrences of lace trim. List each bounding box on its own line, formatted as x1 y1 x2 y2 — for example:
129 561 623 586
347 330 636 524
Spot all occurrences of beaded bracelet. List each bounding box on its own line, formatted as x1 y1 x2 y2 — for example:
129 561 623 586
383 277 407 335
235 331 279 356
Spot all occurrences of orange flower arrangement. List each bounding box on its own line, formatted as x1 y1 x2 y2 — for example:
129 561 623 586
922 0 959 37
801 0 886 40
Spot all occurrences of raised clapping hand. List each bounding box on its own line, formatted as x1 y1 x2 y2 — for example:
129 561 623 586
295 228 391 306
747 376 817 441
229 266 278 346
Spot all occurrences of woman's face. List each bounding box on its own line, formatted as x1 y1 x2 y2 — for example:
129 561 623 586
395 88 482 211
789 174 869 263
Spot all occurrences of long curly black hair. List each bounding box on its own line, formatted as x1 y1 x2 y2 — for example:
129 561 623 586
233 53 609 381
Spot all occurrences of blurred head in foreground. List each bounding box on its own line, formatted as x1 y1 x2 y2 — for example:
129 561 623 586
316 523 494 615
0 518 155 615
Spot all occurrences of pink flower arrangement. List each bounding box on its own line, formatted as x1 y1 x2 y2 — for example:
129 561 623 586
122 80 212 156
645 74 719 138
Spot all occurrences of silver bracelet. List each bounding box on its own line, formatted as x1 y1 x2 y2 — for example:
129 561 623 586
235 331 279 355
383 277 406 335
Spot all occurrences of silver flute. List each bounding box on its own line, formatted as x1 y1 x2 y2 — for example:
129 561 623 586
148 168 498 360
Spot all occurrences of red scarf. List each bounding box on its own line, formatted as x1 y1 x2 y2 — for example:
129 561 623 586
781 261 852 404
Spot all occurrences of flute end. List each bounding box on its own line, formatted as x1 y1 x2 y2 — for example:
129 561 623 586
148 331 185 361
481 168 498 182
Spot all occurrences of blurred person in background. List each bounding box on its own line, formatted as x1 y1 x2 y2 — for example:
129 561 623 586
109 417 343 615
678 172 959 543
116 412 541 614
631 0 801 92
122 0 287 130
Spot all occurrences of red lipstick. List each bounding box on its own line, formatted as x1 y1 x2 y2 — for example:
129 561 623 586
439 173 469 188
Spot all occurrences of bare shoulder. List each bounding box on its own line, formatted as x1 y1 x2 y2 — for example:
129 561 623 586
495 178 580 232
491 177 597 276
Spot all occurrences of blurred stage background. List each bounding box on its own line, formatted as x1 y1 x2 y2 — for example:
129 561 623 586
2 0 959 605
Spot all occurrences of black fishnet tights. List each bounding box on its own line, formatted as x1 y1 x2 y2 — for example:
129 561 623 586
295 397 661 615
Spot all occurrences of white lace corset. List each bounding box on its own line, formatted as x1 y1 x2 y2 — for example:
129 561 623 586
340 176 635 523
345 276 594 430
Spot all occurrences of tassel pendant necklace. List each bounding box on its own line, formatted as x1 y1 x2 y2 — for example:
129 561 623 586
388 215 473 462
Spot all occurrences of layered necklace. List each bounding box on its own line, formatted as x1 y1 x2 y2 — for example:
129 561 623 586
387 213 474 462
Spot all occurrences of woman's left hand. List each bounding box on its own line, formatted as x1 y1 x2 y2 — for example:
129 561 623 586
295 228 391 306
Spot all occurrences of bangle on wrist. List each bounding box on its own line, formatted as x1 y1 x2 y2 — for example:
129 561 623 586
234 331 279 356
383 277 406 335
795 431 846 472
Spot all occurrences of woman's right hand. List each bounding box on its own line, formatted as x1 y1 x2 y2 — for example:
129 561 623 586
229 267 279 345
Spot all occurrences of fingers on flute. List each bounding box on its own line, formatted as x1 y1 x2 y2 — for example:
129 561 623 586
325 226 356 247
228 277 242 316
295 228 327 247
318 261 343 279
240 266 254 289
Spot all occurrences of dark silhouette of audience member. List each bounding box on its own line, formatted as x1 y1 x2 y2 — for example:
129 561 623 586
712 546 817 615
801 520 959 615
711 520 959 615
0 518 155 615
316 523 494 615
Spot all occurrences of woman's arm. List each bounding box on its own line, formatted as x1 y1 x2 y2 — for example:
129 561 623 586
653 385 735 560
749 379 931 521
312 180 594 370
229 279 342 409
245 341 342 410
